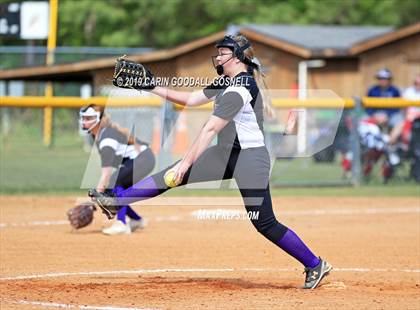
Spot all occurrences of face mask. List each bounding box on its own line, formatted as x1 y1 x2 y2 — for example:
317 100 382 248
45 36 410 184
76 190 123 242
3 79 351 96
79 107 101 133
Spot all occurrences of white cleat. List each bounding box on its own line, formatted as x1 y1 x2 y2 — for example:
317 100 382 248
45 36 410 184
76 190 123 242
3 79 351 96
129 218 147 232
102 220 131 235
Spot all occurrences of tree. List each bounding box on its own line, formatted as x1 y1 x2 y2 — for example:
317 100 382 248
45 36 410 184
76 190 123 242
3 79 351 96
1 0 419 48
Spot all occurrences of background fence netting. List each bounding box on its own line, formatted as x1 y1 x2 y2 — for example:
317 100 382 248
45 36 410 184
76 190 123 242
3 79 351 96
1 101 355 193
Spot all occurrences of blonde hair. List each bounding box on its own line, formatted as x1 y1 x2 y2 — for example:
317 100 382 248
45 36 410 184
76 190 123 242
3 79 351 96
232 35 275 119
90 105 137 145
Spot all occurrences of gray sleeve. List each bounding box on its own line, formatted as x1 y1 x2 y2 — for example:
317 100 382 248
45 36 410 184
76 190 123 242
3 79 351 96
213 92 244 121
203 76 231 99
99 146 118 168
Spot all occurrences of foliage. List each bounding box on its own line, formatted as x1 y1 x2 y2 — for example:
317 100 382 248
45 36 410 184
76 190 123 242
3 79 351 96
1 0 418 48
56 0 420 48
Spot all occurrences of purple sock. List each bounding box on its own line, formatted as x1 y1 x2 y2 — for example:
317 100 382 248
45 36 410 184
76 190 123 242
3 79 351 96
126 206 141 221
113 186 125 195
117 206 141 223
276 229 320 268
116 176 160 205
117 206 128 224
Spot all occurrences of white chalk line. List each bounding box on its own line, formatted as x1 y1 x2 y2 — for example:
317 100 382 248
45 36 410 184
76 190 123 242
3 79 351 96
0 220 68 228
191 207 420 217
1 207 418 228
280 207 420 216
0 266 419 281
1 299 158 310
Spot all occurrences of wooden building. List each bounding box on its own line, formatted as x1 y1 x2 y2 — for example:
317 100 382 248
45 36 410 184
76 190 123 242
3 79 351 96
0 23 419 98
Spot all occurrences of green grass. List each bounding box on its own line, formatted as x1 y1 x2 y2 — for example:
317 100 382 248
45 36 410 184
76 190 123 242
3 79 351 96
0 125 90 193
271 158 349 186
162 184 420 197
1 126 419 197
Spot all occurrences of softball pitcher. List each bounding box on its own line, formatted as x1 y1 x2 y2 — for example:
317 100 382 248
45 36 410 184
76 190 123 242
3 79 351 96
91 35 332 288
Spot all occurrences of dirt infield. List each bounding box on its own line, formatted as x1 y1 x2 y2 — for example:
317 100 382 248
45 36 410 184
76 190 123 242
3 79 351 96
0 195 419 309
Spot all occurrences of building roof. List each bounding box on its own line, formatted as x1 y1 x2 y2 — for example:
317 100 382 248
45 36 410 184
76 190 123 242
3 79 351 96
350 22 420 54
241 24 393 56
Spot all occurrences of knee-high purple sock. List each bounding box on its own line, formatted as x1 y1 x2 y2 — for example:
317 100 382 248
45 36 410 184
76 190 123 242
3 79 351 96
117 206 128 224
117 206 141 223
125 206 141 221
276 228 320 268
115 176 160 205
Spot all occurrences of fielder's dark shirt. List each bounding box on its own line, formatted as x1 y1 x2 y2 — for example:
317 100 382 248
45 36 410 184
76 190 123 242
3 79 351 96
95 126 148 168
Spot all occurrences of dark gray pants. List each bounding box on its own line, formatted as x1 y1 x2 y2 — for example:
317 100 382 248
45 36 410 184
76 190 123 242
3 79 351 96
153 145 288 243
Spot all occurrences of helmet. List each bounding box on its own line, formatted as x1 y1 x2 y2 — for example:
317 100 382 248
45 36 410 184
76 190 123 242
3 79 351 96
213 35 259 75
375 68 392 80
216 35 251 62
79 104 101 133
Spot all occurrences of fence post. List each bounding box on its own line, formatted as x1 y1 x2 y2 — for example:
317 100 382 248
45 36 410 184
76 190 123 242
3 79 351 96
43 82 54 146
1 82 11 145
350 96 362 186
43 0 58 147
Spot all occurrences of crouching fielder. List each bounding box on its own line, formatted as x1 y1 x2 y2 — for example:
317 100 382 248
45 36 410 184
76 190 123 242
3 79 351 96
80 104 154 234
90 35 331 288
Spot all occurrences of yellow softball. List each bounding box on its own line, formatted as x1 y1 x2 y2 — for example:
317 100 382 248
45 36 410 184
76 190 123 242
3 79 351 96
164 169 179 188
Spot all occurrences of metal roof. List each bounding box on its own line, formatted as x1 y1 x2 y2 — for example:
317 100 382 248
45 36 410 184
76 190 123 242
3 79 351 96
242 24 394 52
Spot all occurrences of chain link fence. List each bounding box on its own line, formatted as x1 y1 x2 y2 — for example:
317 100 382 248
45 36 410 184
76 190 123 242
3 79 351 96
3 99 417 193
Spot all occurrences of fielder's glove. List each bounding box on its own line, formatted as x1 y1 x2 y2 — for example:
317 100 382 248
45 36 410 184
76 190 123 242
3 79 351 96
67 202 96 229
112 55 155 90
